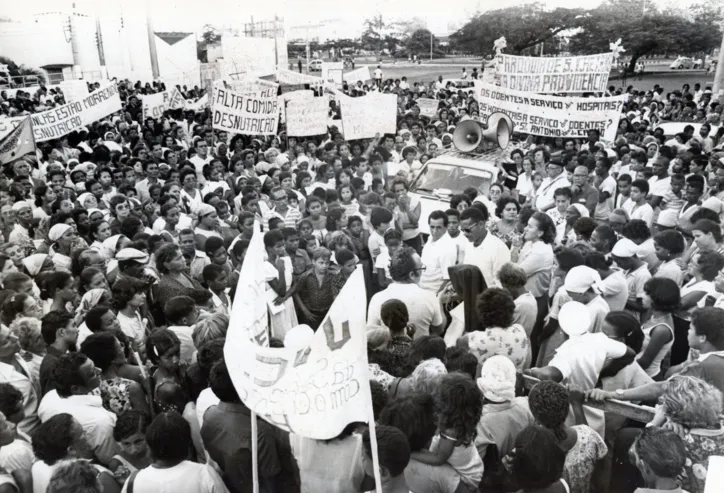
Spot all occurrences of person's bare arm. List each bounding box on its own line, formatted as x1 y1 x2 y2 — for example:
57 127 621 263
635 328 672 373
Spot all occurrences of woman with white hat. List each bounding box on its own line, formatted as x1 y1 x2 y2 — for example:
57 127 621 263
563 265 610 334
47 223 76 272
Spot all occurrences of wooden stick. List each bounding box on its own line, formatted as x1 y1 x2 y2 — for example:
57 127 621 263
522 375 656 424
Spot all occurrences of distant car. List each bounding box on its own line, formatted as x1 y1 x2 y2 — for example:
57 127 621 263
308 59 322 72
669 57 702 69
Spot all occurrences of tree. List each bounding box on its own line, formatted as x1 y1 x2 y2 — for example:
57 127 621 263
361 14 385 54
0 56 45 86
406 29 438 57
569 0 721 72
201 24 221 45
449 3 584 56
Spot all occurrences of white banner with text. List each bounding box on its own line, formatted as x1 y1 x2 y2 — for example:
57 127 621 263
211 82 279 136
496 52 613 93
339 92 397 140
286 97 329 136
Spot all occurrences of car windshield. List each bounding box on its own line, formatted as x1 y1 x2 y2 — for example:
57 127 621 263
411 162 495 196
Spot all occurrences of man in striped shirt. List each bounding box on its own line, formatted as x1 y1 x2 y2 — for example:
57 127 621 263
263 187 302 231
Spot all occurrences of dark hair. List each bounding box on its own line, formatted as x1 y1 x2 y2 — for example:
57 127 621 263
654 230 685 255
145 411 192 462
155 243 181 274
633 427 686 479
388 246 418 283
604 311 645 353
263 230 284 249
41 310 73 345
434 373 482 445
44 271 73 300
406 336 446 375
428 210 448 227
444 347 478 380
85 305 112 333
631 178 650 195
381 299 409 332
197 338 225 384
1 293 32 326
495 197 521 218
553 187 572 200
52 352 91 398
692 219 723 243
449 194 471 210
643 278 681 312
369 380 387 421
209 359 240 403
530 212 556 244
32 413 77 465
164 296 195 324
623 219 651 242
378 393 436 451
362 426 410 477
146 329 180 365
528 381 569 441
512 426 566 490
370 206 393 228
0 382 23 419
573 217 597 241
460 204 489 223
691 307 724 349
111 277 146 310
476 287 515 328
80 332 119 371
694 251 724 281
113 410 150 442
3 272 31 292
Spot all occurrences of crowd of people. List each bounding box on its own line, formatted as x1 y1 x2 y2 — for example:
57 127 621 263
0 68 723 493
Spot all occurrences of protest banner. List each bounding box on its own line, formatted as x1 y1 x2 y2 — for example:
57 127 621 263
57 80 89 103
142 88 185 120
0 117 35 165
417 98 439 118
279 90 314 102
26 81 122 142
286 97 329 137
211 82 279 136
227 77 280 98
276 68 325 87
338 92 396 140
473 81 625 142
496 52 613 93
225 228 373 440
344 66 371 85
186 94 208 112
321 62 344 85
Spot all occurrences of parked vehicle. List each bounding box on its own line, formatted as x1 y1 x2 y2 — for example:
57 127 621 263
669 57 702 69
308 59 322 72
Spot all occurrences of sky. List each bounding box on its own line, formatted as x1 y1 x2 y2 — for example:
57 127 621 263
0 0 691 36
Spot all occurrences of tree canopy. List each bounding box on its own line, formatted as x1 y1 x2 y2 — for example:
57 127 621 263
449 3 584 56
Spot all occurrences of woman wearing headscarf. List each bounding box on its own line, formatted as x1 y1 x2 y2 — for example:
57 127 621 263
47 223 76 272
75 287 112 346
101 233 130 283
443 264 486 347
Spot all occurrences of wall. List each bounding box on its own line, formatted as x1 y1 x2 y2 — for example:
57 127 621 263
0 15 74 68
219 35 288 77
157 33 200 89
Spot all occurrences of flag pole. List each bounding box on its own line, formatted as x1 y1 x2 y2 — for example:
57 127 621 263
367 401 384 493
252 412 259 493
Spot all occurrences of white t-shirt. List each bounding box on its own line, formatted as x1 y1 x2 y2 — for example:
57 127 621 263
121 461 228 493
648 175 671 198
594 175 617 221
419 233 457 292
189 155 212 185
623 201 654 229
463 233 511 289
367 283 444 337
373 69 382 79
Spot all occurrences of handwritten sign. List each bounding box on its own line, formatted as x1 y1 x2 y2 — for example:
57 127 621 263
417 98 439 118
142 88 185 120
225 228 373 439
339 92 397 140
344 66 371 85
212 82 279 136
496 52 613 93
286 97 328 137
276 68 325 87
227 77 279 98
25 82 122 142
321 62 344 85
473 81 624 142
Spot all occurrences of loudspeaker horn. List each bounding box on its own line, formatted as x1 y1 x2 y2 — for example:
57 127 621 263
483 112 514 150
452 120 483 153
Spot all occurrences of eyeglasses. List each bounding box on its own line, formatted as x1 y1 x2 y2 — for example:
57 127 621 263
412 265 427 272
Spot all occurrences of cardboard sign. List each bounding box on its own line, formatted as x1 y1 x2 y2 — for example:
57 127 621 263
344 66 371 85
227 77 279 98
26 82 122 142
321 62 344 85
339 92 396 140
0 117 35 164
496 52 613 93
57 80 89 103
286 97 329 137
224 228 373 439
417 98 439 118
186 94 208 112
211 82 279 136
473 81 624 142
142 88 185 120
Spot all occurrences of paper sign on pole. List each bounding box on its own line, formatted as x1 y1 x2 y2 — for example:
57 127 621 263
417 98 439 118
211 82 279 136
496 52 613 93
344 66 371 85
339 92 397 140
225 228 373 439
321 62 344 85
0 117 35 165
57 80 89 103
286 97 329 137
26 82 122 142
473 81 624 142
143 88 186 119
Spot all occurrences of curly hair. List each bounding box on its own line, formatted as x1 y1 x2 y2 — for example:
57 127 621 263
622 219 652 242
530 212 556 244
405 335 446 375
155 243 182 274
512 425 566 490
8 316 41 351
694 251 724 281
113 410 150 442
497 262 528 290
662 375 723 429
528 381 570 441
495 196 521 219
80 332 119 372
32 413 77 465
379 393 437 451
573 217 597 241
111 277 147 310
476 287 515 329
389 246 418 283
433 373 482 446
192 312 229 349
0 383 23 418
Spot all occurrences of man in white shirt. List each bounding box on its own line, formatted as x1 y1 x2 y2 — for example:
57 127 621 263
373 65 383 88
0 326 40 436
647 156 671 209
460 206 510 288
534 161 570 212
419 211 457 293
367 247 445 337
189 139 212 185
38 353 119 466
623 179 654 229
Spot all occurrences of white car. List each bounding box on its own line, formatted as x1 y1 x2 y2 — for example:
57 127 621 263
409 150 500 235
308 59 322 72
669 57 702 70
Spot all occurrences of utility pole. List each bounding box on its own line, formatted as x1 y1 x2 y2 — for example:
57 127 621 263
273 15 279 68
95 15 106 67
430 31 433 62
146 0 160 79
714 24 724 105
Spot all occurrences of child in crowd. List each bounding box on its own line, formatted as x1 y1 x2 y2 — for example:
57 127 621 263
375 229 403 289
163 296 199 365
109 410 152 482
203 264 231 310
